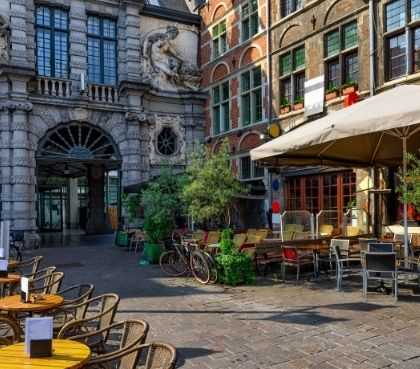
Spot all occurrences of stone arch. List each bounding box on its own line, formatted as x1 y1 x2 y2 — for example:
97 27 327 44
239 45 263 67
212 137 234 154
238 131 262 152
212 3 227 22
36 121 121 163
324 0 355 25
211 62 230 83
279 23 304 48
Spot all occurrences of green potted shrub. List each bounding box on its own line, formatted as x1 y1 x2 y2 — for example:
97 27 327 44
292 97 304 111
280 98 291 115
342 81 358 95
141 168 185 264
325 86 339 101
215 229 255 286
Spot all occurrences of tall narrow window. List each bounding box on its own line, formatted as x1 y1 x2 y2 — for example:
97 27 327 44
384 0 420 80
324 21 358 90
87 16 117 85
240 156 264 180
241 0 259 41
212 81 230 135
279 46 305 109
281 0 302 17
241 66 263 126
36 6 69 78
212 20 227 59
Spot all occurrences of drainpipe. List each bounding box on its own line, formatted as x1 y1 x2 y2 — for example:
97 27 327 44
265 0 273 226
369 0 376 97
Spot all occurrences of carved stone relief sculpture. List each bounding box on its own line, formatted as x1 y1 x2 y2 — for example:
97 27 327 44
142 26 201 92
0 15 10 63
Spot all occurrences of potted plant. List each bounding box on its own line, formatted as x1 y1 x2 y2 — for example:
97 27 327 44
293 97 304 111
280 98 291 114
342 81 358 95
215 229 255 286
325 87 339 101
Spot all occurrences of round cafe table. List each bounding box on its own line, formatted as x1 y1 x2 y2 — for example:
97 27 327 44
0 339 91 369
0 273 20 297
0 294 64 314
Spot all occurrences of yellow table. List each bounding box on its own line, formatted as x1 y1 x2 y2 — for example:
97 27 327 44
0 339 91 369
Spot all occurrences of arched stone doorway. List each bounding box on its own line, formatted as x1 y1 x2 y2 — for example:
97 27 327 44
36 122 122 235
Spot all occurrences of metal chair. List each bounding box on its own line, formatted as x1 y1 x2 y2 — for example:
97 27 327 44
58 284 95 305
367 242 394 253
12 256 43 275
363 252 398 301
333 244 361 291
281 246 314 281
84 342 176 369
30 271 64 295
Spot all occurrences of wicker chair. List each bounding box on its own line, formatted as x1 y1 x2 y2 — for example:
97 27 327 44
85 342 176 369
12 256 43 275
0 316 20 347
29 270 63 295
57 293 120 344
59 284 95 305
67 320 149 356
24 266 56 281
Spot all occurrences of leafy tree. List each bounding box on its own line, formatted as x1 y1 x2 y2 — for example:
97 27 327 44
182 140 244 225
398 153 420 210
122 193 142 223
142 167 186 244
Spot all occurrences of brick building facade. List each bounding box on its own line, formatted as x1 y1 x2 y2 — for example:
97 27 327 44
199 0 420 230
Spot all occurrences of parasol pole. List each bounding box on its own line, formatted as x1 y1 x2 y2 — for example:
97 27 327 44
402 136 409 261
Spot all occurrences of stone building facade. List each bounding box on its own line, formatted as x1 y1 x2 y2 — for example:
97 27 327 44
198 0 270 228
0 0 205 234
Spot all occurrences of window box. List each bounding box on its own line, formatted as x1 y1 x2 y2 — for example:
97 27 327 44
342 82 358 95
293 101 304 111
280 104 291 114
325 89 339 101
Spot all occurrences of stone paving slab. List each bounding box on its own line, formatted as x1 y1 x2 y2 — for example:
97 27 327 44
35 240 420 369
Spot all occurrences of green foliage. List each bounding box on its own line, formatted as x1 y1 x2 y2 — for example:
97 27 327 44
216 229 256 286
326 86 339 94
397 153 420 210
142 167 186 244
294 96 304 105
182 140 244 225
122 193 142 222
280 98 290 108
342 81 358 89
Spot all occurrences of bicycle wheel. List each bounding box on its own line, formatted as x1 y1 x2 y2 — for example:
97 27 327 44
205 253 218 284
159 250 188 277
190 250 211 284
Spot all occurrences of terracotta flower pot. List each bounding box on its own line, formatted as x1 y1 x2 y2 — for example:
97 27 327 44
342 85 357 95
293 102 304 111
280 105 291 114
325 90 339 101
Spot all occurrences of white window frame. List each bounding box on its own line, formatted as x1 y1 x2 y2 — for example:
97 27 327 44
241 0 259 42
211 80 230 135
240 66 263 127
212 20 228 59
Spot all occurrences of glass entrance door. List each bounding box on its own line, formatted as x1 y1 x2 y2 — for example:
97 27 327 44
38 188 64 232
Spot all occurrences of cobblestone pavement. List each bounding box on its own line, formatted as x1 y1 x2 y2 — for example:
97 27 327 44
36 238 420 369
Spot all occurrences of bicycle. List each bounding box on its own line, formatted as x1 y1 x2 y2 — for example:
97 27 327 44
159 236 218 284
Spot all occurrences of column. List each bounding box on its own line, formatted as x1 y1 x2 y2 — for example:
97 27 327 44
68 178 79 229
85 164 112 235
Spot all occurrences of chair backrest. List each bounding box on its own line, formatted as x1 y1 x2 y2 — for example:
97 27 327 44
15 256 43 275
76 284 95 304
119 320 150 351
346 226 360 237
365 252 396 273
368 242 394 253
206 231 220 244
47 272 64 294
0 316 20 347
233 233 247 249
293 231 311 240
99 294 120 331
358 238 378 251
330 239 350 258
283 247 298 261
143 342 177 369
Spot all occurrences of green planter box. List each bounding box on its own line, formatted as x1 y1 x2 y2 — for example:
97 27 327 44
143 242 162 264
115 231 129 247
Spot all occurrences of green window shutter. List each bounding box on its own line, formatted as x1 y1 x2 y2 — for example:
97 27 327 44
280 53 292 76
293 47 305 70
326 30 340 57
343 22 358 49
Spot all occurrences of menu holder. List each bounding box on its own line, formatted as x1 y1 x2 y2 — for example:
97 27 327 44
0 259 8 278
25 317 53 358
20 276 29 303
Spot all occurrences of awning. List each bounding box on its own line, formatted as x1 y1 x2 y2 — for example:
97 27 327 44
251 85 420 167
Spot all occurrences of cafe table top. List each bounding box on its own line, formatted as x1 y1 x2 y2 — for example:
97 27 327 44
0 294 64 313
0 339 90 369
0 273 20 284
